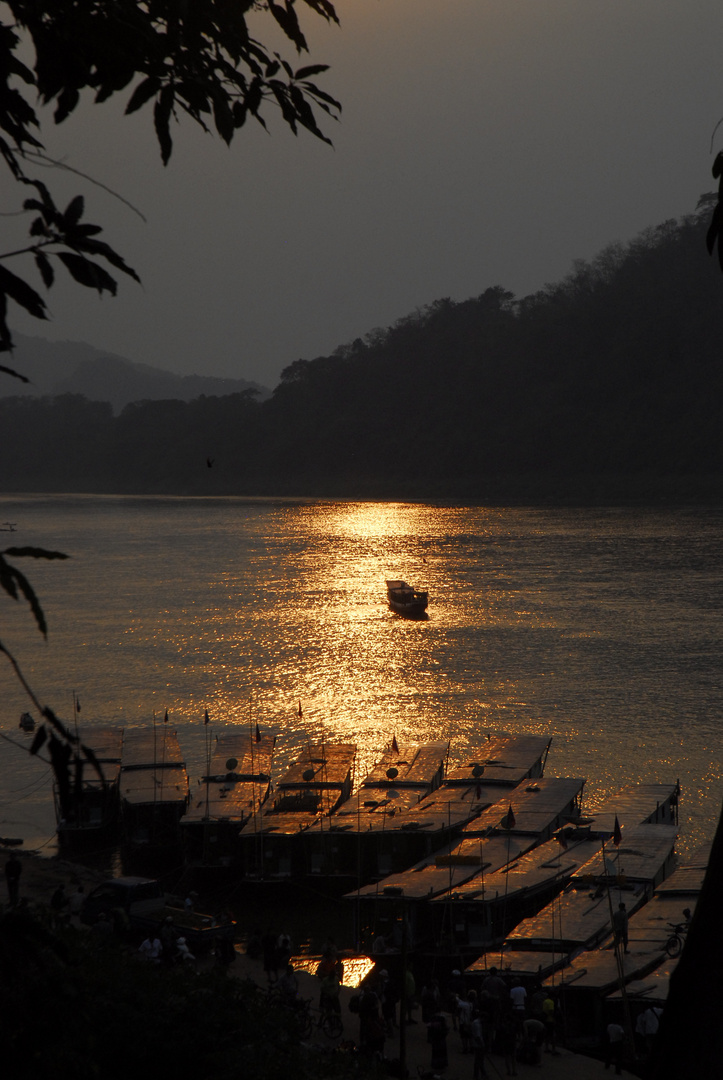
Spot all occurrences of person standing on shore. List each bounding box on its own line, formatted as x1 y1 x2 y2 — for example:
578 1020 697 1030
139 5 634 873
427 1010 449 1073
471 1008 488 1080
613 903 629 954
5 853 21 907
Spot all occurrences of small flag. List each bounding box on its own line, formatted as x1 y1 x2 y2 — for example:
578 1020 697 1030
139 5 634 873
76 698 81 714
556 831 569 850
475 782 482 800
507 804 516 829
255 722 261 743
204 710 210 726
298 701 302 718
613 815 622 847
392 735 399 753
164 710 168 723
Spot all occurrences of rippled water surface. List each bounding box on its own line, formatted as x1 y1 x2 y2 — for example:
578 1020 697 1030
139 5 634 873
0 496 721 857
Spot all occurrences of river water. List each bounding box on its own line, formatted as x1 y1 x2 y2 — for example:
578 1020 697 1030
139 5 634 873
0 495 720 861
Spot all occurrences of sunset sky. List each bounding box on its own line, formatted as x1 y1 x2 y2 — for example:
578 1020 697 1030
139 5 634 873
9 0 723 386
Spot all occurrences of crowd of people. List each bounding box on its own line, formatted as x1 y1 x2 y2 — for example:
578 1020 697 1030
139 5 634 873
5 855 667 1076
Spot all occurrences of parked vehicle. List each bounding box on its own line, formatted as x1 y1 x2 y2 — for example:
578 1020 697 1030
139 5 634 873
80 876 233 945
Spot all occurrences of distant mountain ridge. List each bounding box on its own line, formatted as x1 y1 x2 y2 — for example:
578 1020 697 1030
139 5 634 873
1 335 269 412
2 202 722 503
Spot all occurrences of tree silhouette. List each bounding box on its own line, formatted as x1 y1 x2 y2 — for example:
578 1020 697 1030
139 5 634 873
0 0 340 810
0 1 340 361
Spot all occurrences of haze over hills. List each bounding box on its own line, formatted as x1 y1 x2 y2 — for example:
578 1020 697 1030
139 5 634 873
1 201 722 503
1 335 270 413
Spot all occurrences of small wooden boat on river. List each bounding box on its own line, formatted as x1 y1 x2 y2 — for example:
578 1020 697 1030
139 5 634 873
386 579 428 617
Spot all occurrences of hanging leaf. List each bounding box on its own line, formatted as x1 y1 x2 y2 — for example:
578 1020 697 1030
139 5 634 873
42 706 78 744
295 64 329 79
3 546 68 560
34 251 54 288
0 266 47 320
63 194 84 228
124 76 161 116
57 253 117 295
154 85 175 165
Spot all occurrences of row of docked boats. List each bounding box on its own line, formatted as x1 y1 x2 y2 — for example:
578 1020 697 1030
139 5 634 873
53 726 555 877
50 718 697 1047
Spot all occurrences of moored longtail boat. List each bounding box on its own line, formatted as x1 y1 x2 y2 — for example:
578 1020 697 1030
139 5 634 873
181 730 276 870
120 727 189 855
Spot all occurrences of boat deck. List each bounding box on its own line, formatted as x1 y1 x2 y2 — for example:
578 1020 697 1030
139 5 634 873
275 742 356 793
587 782 678 832
437 832 603 905
461 776 585 839
77 726 124 783
181 732 276 827
120 729 189 807
503 824 678 953
350 833 532 903
571 823 678 887
361 740 448 790
445 734 552 787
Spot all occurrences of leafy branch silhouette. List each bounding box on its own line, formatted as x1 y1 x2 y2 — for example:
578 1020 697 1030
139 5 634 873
0 1 340 359
0 545 108 827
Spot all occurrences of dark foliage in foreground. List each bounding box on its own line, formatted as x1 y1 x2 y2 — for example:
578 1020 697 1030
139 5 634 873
0 908 347 1080
1 199 723 502
0 1 339 359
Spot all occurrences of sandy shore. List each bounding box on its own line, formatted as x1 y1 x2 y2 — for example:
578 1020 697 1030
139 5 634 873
0 849 107 910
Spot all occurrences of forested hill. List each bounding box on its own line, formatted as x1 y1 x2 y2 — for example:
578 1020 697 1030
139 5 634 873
2 199 723 502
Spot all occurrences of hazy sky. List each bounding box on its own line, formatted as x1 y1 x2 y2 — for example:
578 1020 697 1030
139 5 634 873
8 0 723 387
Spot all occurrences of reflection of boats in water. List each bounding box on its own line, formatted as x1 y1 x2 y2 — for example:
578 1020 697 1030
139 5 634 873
386 579 428 617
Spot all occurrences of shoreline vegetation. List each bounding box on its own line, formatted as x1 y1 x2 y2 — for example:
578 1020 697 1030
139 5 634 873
1 476 722 505
1 203 722 505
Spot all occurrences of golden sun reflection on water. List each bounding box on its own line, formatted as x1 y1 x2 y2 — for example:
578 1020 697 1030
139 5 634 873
1 497 722 857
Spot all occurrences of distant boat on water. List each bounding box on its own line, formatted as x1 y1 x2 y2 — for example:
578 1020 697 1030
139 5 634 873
386 579 428 617
18 712 35 732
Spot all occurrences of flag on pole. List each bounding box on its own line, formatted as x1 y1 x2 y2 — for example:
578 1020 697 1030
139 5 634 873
76 698 81 713
475 782 482 800
392 735 399 753
255 723 261 743
298 701 302 718
556 830 569 850
204 709 210 726
507 804 516 829
164 709 168 723
613 815 622 847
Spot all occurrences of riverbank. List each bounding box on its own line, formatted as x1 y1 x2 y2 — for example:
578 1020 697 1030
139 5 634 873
3 850 639 1077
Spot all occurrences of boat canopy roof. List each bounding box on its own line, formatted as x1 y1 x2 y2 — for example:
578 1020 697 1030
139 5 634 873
202 732 275 783
277 743 356 789
121 729 186 770
362 740 448 789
